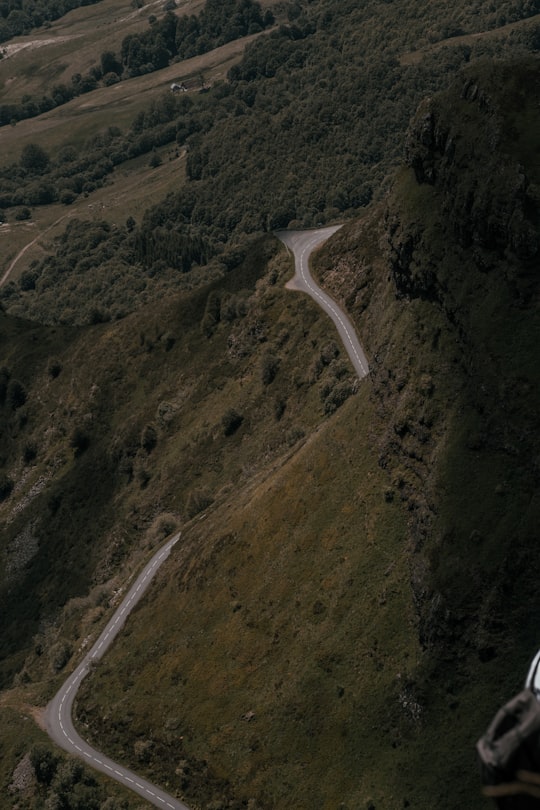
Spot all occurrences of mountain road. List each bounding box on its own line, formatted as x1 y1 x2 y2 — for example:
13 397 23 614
44 532 190 810
277 227 369 379
43 226 367 809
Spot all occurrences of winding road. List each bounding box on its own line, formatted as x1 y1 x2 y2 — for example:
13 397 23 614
277 227 369 379
45 532 190 810
43 227 367 808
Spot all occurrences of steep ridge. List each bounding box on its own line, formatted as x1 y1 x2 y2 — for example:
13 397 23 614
75 58 540 810
317 57 540 658
0 234 362 807
1 56 540 810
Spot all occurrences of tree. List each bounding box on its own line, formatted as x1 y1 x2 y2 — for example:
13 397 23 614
29 745 58 785
19 269 37 290
100 50 122 76
20 142 49 172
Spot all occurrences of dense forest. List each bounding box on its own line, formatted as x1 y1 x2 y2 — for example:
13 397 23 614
2 0 540 327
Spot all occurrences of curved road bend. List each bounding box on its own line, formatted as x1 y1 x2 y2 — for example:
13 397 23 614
276 227 369 380
45 532 190 810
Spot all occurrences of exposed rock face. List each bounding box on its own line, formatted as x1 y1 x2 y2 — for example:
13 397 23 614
319 59 540 660
390 62 539 304
384 61 540 654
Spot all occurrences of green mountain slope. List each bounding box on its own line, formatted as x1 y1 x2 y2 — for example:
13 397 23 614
0 1 539 809
6 57 533 810
3 0 540 323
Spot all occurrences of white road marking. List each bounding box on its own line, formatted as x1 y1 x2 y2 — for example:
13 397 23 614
280 229 369 379
45 533 188 810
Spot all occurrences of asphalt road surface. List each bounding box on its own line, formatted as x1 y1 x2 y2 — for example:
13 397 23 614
43 226 366 809
277 226 369 379
45 532 190 810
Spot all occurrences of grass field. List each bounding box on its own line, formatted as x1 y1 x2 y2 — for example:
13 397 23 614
0 0 207 104
0 30 265 161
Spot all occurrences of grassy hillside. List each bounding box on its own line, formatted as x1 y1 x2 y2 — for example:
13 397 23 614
0 1 539 809
0 231 365 806
71 57 539 810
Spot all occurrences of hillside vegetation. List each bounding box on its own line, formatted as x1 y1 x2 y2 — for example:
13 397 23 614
1 54 538 809
66 57 539 810
0 0 539 808
3 0 540 324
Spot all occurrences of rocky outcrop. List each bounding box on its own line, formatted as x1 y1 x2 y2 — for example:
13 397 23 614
319 59 540 661
386 61 540 655
397 65 540 272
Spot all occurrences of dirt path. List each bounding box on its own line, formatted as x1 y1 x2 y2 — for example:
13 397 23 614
0 214 71 286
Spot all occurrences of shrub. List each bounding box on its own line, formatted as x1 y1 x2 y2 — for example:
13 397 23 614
186 488 214 518
149 149 162 168
323 380 356 414
0 365 10 404
261 351 279 385
102 71 120 86
29 745 58 785
47 358 62 378
147 512 179 543
59 188 77 205
19 270 38 290
50 640 72 672
23 442 37 463
141 424 157 453
7 379 27 409
0 473 14 501
70 427 90 456
274 397 286 420
222 407 243 436
320 340 340 365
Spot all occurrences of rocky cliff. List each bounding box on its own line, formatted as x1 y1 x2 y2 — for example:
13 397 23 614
316 57 540 663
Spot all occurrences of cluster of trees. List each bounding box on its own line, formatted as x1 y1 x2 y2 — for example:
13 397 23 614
0 0 273 127
120 1 274 77
0 0 102 42
133 226 210 272
23 745 124 810
0 134 117 207
0 216 222 325
4 0 540 326
0 102 189 208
